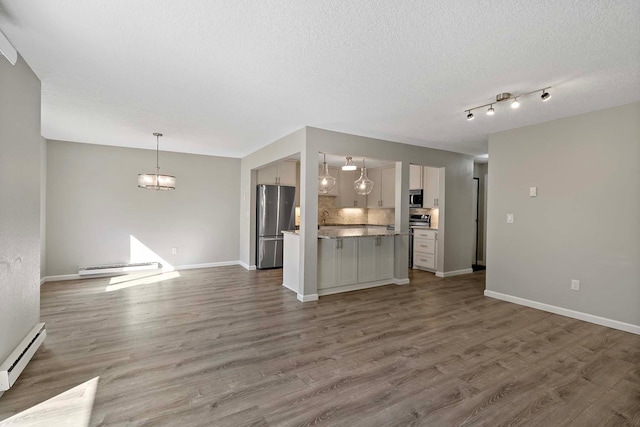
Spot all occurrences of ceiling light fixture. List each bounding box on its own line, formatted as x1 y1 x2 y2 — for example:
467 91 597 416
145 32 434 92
318 152 336 194
354 158 374 196
341 156 357 171
137 133 176 190
464 87 552 120
541 90 551 101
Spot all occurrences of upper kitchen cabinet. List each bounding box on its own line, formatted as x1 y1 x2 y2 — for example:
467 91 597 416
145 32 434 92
409 164 423 190
366 166 395 208
339 169 367 208
423 166 440 208
257 161 297 186
318 165 341 196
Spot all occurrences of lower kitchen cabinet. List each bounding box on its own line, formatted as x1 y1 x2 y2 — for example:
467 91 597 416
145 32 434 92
413 229 437 271
358 236 394 282
319 236 395 292
318 237 358 289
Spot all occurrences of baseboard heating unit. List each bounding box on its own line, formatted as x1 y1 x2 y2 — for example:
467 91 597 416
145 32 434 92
78 262 161 276
0 323 46 393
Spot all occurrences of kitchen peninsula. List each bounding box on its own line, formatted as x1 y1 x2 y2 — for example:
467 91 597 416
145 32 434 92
282 227 408 300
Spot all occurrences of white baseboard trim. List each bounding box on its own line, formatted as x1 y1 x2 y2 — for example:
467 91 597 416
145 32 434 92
297 293 319 302
484 290 640 336
435 268 473 278
282 282 297 293
317 279 397 297
41 273 81 283
239 261 256 271
42 261 244 284
175 261 238 271
393 278 410 285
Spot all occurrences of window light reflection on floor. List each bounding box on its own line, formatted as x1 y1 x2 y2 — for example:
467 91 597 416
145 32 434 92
105 271 181 292
103 235 181 291
1 377 99 427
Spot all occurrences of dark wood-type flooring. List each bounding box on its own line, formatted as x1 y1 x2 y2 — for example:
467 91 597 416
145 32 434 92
0 267 639 426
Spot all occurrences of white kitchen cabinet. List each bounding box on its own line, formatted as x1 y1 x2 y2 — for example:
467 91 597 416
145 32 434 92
375 236 394 280
409 164 423 190
423 167 440 208
257 161 297 186
318 237 358 289
413 228 437 271
380 167 395 208
318 165 341 196
366 166 395 208
357 237 377 283
366 168 382 208
339 169 367 208
358 236 394 282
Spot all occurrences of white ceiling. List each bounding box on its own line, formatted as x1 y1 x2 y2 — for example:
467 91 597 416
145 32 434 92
0 1 639 158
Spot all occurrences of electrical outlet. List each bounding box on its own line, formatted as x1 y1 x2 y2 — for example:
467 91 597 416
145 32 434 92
530 187 537 197
171 247 178 255
571 279 580 291
506 213 514 223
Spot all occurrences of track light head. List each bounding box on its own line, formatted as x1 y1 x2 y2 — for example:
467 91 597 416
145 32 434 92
541 90 551 101
487 105 495 116
466 111 474 121
511 98 520 109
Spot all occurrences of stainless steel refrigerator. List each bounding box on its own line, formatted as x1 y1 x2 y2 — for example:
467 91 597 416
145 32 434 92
256 184 296 269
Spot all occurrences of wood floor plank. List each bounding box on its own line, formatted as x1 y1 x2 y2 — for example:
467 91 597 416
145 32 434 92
0 266 638 426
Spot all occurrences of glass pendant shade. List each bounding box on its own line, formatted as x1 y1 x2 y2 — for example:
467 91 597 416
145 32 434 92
318 158 336 194
138 132 176 190
354 167 374 195
137 173 176 190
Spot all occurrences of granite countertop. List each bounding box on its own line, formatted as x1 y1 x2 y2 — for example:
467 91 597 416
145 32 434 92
282 228 408 239
411 225 438 231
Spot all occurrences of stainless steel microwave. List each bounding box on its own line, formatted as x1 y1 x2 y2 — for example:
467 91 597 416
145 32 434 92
409 189 423 208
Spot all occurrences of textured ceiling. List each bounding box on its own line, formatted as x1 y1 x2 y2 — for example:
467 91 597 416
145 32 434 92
0 1 639 158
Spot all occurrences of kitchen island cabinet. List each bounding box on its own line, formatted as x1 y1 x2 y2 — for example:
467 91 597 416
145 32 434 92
282 229 408 300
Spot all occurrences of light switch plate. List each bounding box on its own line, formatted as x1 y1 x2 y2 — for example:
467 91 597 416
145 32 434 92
571 279 580 291
530 187 537 197
506 213 514 224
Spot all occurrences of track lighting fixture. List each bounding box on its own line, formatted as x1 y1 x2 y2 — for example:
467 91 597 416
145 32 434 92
541 90 551 101
464 87 551 120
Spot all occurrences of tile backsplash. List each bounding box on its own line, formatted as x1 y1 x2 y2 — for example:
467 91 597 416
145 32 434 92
293 196 438 228
316 196 395 225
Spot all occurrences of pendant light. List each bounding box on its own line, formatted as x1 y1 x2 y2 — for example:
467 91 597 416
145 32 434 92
137 133 176 190
354 158 374 196
318 153 336 194
341 156 357 171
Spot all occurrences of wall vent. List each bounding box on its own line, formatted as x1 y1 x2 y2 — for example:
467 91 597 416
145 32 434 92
0 323 46 392
78 262 161 276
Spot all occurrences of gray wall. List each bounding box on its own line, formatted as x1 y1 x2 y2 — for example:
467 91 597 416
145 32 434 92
46 140 241 276
473 162 488 263
0 55 42 363
487 102 640 326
